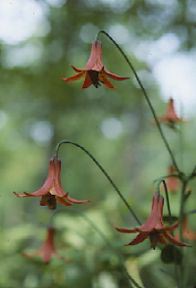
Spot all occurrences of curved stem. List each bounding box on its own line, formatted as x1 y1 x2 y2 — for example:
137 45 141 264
97 30 180 174
54 140 141 225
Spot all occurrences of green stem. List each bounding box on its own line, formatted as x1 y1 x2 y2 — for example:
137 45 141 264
80 214 144 288
161 180 172 223
54 140 141 225
97 30 180 174
51 209 144 288
178 180 188 288
179 181 188 241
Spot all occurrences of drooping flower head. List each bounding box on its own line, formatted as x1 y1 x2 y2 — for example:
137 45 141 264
14 157 89 209
23 227 62 264
116 193 187 249
159 98 183 128
166 165 179 193
63 40 129 89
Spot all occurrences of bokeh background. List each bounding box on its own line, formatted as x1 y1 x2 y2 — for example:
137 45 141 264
0 0 196 287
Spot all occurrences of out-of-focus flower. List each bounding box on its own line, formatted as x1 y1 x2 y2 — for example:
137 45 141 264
166 165 179 193
63 40 129 89
23 227 62 264
176 216 196 241
159 98 183 128
116 193 187 249
14 157 89 209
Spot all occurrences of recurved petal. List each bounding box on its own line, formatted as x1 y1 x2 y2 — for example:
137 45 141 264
115 227 138 233
126 232 149 246
163 222 179 232
105 70 129 81
66 195 89 204
164 232 189 247
63 71 85 82
14 189 48 197
71 65 84 72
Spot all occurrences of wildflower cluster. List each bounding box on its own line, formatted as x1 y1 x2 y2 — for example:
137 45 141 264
14 31 195 288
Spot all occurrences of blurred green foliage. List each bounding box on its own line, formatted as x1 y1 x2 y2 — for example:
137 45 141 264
0 0 195 287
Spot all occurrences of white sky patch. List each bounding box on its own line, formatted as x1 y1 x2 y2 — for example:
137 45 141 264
3 43 43 67
131 33 196 117
133 33 181 64
108 24 130 44
153 52 196 117
80 23 99 43
101 117 123 139
0 0 48 45
30 121 53 145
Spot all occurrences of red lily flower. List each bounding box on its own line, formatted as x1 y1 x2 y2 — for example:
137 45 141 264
63 40 129 89
166 165 179 193
14 157 89 209
23 227 62 264
116 193 187 249
159 98 183 127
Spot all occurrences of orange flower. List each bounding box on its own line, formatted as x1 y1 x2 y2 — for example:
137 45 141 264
23 227 62 264
166 165 179 193
14 157 89 209
63 40 129 89
159 98 183 127
116 193 187 249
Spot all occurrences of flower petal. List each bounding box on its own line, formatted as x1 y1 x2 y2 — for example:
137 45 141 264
66 195 89 204
63 71 85 82
99 73 114 89
56 196 72 206
71 65 83 72
115 227 138 233
126 232 149 246
105 70 129 81
164 232 189 247
82 73 92 88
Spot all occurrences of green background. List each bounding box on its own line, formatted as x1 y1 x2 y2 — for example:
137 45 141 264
0 0 195 287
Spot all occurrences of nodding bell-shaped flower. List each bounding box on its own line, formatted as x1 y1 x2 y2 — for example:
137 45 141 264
166 165 179 193
63 40 129 89
14 157 89 209
23 227 62 264
116 193 188 249
159 98 183 128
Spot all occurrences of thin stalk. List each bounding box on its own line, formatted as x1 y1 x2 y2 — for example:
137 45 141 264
97 30 180 174
54 140 141 225
179 103 184 169
161 180 172 223
178 180 188 288
80 214 144 288
179 181 188 241
50 209 144 288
